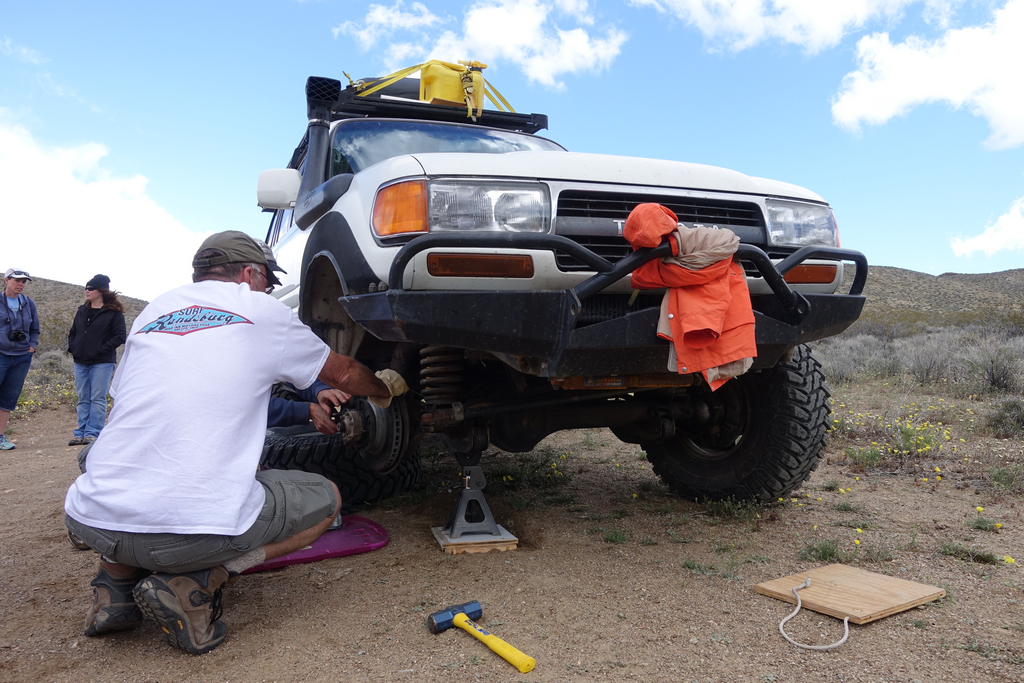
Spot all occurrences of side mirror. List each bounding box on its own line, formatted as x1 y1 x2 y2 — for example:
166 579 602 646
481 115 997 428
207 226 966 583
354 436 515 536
257 169 302 209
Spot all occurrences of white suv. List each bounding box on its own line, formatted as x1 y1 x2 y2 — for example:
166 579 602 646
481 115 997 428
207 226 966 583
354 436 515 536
257 76 868 509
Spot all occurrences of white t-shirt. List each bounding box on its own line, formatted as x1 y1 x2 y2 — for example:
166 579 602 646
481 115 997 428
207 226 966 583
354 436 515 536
64 280 331 536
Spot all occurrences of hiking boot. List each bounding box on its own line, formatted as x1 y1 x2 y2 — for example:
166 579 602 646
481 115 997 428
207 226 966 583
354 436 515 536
69 437 85 446
82 436 96 444
0 434 14 450
83 567 149 636
133 566 229 655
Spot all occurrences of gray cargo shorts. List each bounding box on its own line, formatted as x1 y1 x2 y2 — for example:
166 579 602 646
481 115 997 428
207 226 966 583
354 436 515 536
65 469 338 573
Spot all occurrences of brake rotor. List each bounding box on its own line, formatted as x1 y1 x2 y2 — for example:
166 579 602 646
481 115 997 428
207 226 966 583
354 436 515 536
337 397 408 474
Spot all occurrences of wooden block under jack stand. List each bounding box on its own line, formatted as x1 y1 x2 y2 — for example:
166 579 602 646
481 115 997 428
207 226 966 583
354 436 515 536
431 525 518 555
755 564 946 624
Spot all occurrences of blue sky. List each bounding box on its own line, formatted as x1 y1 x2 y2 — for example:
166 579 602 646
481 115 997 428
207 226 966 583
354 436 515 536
2 0 1022 299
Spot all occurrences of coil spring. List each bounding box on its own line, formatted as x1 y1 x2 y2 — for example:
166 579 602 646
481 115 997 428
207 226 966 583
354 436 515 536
420 345 464 405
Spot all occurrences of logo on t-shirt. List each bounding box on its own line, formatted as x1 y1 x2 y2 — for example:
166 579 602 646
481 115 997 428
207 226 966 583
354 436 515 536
137 306 253 336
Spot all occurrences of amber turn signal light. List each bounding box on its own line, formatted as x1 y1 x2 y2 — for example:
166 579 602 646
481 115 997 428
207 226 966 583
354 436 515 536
373 180 428 237
782 264 837 284
426 253 535 278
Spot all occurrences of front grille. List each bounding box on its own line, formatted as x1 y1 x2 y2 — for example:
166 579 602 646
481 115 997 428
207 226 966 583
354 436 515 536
558 190 764 226
554 189 765 271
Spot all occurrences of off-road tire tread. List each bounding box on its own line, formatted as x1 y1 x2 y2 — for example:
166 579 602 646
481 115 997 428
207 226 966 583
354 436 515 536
260 433 421 511
647 344 830 502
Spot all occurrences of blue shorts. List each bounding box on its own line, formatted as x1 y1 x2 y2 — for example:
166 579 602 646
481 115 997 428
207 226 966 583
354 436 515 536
0 352 32 412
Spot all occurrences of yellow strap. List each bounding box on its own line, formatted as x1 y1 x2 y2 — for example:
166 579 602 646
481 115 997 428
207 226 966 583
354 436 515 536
356 63 426 97
483 79 515 113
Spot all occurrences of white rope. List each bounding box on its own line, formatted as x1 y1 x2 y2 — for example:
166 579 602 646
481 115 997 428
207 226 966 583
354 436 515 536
778 578 850 650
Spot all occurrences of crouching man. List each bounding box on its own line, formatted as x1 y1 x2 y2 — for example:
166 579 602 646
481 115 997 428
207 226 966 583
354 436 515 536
63 231 408 654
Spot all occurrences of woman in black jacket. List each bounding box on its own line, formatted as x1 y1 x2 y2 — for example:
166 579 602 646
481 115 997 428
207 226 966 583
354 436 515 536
67 275 126 446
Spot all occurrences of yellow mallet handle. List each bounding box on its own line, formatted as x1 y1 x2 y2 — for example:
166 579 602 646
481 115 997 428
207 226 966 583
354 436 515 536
453 612 535 673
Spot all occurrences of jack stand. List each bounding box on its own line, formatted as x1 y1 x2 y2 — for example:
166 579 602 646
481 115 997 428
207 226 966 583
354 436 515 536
442 465 499 539
431 453 518 554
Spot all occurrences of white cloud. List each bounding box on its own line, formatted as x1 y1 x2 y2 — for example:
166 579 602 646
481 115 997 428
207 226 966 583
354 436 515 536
333 1 442 50
555 0 594 23
832 0 1024 149
343 0 626 88
629 0 913 52
0 36 43 64
0 116 207 300
951 196 1024 257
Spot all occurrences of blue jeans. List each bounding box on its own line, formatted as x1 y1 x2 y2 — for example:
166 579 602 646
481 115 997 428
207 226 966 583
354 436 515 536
73 363 115 439
0 352 32 413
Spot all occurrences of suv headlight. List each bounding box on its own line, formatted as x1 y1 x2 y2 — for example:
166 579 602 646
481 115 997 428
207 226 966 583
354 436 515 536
766 199 838 247
429 180 550 233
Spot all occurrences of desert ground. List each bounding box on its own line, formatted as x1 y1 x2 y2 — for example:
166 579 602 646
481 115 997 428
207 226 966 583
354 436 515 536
1 379 1022 683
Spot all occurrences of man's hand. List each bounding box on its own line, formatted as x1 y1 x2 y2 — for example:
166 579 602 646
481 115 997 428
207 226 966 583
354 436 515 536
316 388 350 415
368 369 410 408
309 402 339 435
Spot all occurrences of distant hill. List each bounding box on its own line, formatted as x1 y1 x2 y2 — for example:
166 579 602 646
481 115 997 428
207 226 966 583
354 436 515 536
844 265 1024 337
23 277 149 354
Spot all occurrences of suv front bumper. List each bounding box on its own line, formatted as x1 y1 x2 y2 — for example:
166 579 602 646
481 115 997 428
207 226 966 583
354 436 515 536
338 234 867 376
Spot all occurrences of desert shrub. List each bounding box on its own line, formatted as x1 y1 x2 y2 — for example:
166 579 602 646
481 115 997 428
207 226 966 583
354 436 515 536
26 351 74 386
961 338 1024 393
799 539 853 563
989 464 1023 494
987 398 1024 438
35 312 75 354
971 517 1000 532
938 542 999 565
702 497 759 521
896 330 963 385
845 446 883 470
816 335 900 384
866 343 903 378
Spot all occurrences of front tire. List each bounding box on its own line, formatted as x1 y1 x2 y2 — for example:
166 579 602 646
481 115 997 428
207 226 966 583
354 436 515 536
644 344 830 502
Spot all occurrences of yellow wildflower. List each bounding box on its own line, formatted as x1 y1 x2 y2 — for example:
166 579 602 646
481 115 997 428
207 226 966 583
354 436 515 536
854 539 860 545
977 506 985 513
1004 556 1016 564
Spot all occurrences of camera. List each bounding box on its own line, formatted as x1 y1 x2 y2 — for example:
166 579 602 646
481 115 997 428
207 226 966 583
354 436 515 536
7 329 26 342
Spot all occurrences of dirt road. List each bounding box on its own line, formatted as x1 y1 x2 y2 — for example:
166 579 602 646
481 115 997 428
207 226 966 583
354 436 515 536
1 402 1021 683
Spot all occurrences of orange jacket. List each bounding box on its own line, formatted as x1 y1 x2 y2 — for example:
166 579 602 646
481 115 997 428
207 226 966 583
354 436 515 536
624 204 757 389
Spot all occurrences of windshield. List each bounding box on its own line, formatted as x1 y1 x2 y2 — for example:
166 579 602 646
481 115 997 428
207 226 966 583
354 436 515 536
330 119 564 176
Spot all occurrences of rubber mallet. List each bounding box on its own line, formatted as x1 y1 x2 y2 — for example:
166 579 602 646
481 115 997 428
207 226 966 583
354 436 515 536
427 601 535 673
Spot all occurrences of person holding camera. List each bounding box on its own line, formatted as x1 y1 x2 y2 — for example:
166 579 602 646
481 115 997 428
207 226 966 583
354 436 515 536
0 269 39 451
67 275 127 446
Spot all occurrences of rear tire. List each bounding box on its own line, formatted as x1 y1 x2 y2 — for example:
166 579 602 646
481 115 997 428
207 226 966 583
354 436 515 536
644 344 830 502
260 433 421 511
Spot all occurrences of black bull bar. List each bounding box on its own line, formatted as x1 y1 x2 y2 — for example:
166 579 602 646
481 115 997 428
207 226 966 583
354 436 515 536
338 233 867 376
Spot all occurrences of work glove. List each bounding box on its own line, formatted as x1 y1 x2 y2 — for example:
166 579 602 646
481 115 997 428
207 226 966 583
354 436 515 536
369 369 409 408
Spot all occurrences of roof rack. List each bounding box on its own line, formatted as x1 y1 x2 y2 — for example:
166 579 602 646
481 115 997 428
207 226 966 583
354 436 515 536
316 71 547 134
331 86 549 134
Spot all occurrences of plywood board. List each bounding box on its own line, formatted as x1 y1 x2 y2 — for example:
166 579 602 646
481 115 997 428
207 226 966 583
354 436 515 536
431 526 518 555
755 564 945 624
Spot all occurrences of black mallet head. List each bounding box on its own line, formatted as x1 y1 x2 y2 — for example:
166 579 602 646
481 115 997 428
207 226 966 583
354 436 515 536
427 601 483 634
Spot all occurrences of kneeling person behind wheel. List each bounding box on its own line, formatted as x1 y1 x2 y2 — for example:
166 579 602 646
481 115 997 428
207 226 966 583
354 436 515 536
63 231 406 655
